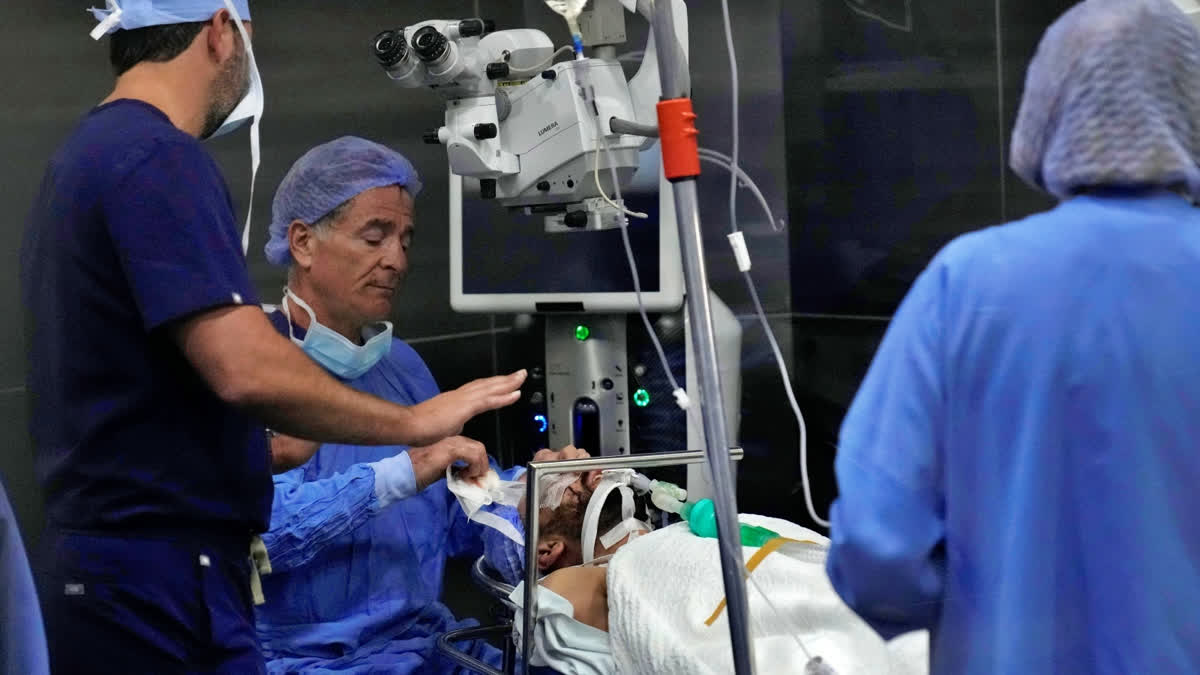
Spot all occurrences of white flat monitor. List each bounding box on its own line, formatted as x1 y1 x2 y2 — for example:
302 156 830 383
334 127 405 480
449 148 684 314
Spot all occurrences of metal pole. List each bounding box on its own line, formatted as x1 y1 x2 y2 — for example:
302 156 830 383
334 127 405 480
652 2 755 673
521 465 540 675
529 448 743 475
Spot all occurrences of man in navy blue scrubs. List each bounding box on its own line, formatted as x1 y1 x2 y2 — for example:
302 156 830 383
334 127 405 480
19 2 525 672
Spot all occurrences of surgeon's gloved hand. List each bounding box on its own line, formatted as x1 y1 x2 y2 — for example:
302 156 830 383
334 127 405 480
407 371 527 445
409 436 489 490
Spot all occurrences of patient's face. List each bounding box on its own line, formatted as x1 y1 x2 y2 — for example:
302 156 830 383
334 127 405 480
536 471 649 572
534 473 601 571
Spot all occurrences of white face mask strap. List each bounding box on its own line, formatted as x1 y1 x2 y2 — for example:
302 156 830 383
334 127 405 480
599 515 648 550
283 289 317 342
242 118 260 254
470 509 525 546
597 485 637 549
580 479 621 565
221 0 261 255
89 0 124 40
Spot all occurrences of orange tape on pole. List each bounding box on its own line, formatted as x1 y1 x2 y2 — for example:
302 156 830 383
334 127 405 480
657 98 701 181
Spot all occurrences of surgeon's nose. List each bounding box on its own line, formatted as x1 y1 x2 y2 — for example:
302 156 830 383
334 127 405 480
380 240 405 272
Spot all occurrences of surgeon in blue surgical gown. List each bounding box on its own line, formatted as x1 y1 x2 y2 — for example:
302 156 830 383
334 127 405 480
254 136 567 673
826 1 1200 673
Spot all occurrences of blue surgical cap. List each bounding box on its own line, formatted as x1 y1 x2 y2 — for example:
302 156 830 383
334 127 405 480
1010 0 1200 201
90 0 251 34
265 136 423 266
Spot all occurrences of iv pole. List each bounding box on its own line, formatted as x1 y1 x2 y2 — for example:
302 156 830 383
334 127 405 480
652 1 755 672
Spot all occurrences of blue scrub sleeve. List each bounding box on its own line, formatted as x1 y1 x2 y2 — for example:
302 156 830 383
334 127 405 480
103 138 258 331
826 258 949 640
262 463 381 572
372 452 418 508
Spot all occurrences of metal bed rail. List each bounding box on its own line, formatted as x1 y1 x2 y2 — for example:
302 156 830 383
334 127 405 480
520 449 744 674
436 448 744 675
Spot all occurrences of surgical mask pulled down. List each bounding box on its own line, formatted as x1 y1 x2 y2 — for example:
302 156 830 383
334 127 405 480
282 289 393 380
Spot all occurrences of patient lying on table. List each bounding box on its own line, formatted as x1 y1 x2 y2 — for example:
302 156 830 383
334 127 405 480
485 476 928 675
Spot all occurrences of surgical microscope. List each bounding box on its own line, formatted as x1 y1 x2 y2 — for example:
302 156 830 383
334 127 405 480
371 0 740 501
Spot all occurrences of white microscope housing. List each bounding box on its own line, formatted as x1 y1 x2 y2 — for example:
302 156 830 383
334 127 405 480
373 17 655 232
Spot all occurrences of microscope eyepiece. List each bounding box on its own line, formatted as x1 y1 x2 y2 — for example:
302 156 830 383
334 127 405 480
372 29 409 68
412 26 449 63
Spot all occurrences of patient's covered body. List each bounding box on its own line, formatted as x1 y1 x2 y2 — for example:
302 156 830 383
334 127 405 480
513 515 929 675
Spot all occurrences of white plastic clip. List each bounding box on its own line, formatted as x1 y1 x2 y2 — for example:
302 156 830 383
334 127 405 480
90 0 124 40
727 231 752 272
672 387 691 410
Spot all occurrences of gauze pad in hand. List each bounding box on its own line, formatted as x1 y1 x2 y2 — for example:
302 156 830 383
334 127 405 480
446 468 527 545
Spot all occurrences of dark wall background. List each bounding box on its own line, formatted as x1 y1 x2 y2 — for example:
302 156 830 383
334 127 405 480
1 0 1075 611
780 0 1071 528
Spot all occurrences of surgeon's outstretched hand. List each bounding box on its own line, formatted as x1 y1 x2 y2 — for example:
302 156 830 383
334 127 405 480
408 370 527 445
410 435 489 490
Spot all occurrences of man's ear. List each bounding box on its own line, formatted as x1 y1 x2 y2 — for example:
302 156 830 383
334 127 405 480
203 9 237 65
537 538 564 572
289 220 317 269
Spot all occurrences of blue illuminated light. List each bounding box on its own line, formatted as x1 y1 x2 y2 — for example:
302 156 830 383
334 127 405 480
534 414 548 433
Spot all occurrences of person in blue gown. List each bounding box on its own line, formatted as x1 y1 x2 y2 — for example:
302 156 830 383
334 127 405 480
256 136 575 673
826 2 1200 672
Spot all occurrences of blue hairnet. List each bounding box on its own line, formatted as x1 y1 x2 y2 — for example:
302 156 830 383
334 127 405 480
1011 0 1200 201
90 0 250 34
265 136 423 266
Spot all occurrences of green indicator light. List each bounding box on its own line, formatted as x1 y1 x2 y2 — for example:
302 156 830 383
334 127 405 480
633 388 651 407
575 325 591 341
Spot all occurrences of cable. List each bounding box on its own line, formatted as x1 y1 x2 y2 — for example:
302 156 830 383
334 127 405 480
697 151 785 233
844 0 914 33
507 45 575 76
593 133 649 220
718 0 828 528
720 0 740 241
719 533 818 661
584 84 682 401
749 276 826 528
703 153 825 527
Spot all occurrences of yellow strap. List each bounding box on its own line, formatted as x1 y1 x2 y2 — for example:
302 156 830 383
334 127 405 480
703 538 817 627
249 535 272 606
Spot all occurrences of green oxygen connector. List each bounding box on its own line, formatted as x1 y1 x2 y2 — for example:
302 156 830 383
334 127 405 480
680 498 781 547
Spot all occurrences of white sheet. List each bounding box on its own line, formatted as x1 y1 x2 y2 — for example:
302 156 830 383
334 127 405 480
606 515 929 675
